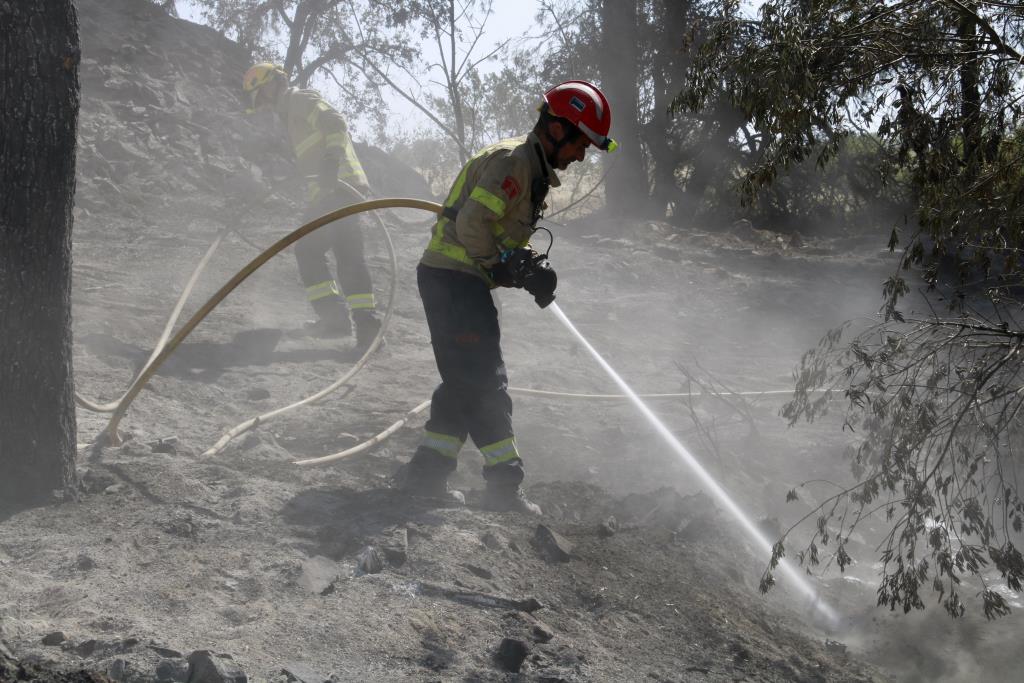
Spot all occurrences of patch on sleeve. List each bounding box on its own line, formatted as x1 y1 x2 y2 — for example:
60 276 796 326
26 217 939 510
501 176 521 200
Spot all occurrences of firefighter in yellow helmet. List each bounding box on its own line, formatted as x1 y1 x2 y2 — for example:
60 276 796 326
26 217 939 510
396 81 616 515
242 63 380 348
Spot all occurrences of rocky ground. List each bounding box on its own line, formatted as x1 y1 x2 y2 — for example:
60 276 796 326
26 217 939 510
3 0 1022 681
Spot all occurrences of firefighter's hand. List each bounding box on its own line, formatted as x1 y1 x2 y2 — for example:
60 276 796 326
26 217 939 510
488 248 534 288
524 259 557 308
488 260 521 288
318 150 343 196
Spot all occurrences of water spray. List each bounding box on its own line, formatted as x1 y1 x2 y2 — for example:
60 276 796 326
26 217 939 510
548 302 840 626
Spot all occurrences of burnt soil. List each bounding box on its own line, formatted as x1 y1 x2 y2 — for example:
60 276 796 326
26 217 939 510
3 1 1021 682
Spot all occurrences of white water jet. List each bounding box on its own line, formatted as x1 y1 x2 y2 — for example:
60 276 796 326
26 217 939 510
549 302 839 626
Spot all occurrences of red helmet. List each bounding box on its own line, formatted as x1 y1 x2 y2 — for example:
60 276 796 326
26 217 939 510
543 80 617 152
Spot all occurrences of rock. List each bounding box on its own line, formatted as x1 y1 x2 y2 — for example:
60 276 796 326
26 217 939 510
531 621 555 644
495 637 529 673
280 662 330 682
75 639 101 657
41 631 66 646
156 658 189 682
149 644 184 659
80 467 118 494
245 387 271 400
380 527 408 567
597 515 618 538
76 554 98 571
730 218 757 240
461 563 493 580
186 650 247 683
162 515 200 540
147 436 179 454
420 631 457 671
297 556 341 595
108 658 129 680
531 524 573 563
480 531 504 550
504 610 554 643
355 546 384 575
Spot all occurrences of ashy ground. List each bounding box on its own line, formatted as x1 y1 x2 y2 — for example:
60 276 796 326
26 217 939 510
3 0 1022 681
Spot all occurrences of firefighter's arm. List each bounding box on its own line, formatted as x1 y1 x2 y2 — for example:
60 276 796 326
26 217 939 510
455 154 529 266
317 100 371 192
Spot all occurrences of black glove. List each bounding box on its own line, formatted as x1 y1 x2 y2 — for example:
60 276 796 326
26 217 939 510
317 149 343 196
488 248 535 288
523 259 557 308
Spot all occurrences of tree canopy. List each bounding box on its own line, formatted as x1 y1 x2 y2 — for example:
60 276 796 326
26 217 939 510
676 0 1024 618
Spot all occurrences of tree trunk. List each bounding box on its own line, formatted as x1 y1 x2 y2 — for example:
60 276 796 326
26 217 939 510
598 0 648 216
958 4 981 171
649 0 692 219
0 0 80 509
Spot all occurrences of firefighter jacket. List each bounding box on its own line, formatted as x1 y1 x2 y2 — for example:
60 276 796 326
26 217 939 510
275 87 369 200
420 132 561 283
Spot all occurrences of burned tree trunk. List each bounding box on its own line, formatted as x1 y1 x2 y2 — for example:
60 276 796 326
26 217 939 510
0 1 80 508
598 0 649 216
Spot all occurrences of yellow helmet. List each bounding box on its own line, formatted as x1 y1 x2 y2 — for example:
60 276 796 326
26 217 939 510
242 63 286 107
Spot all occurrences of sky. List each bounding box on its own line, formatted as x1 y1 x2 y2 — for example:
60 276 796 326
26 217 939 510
174 0 543 140
171 0 768 141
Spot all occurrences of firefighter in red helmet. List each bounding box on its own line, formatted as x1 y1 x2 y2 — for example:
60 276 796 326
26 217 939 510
395 81 616 514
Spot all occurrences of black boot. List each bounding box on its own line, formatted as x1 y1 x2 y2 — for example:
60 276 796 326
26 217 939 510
302 298 351 338
393 458 463 504
353 310 382 352
482 481 542 516
481 460 540 515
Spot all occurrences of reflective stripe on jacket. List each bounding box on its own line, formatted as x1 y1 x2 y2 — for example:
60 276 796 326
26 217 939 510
276 87 369 198
420 132 560 283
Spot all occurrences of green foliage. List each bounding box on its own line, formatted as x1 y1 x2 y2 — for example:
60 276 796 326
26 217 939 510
194 1 413 81
678 0 1024 263
676 0 1024 618
780 314 1024 618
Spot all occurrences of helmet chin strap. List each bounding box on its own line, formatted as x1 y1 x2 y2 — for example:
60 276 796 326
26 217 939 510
539 124 573 167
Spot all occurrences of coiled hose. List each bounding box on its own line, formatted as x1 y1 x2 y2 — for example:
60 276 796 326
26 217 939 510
95 198 444 446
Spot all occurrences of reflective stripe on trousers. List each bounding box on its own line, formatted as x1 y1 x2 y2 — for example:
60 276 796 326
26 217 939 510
346 292 375 310
479 437 520 466
306 279 340 302
419 430 465 460
411 264 521 474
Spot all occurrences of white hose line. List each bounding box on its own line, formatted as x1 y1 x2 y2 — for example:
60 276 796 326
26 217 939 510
293 400 432 465
75 231 226 413
202 190 400 457
509 387 801 400
290 387 832 467
97 198 444 446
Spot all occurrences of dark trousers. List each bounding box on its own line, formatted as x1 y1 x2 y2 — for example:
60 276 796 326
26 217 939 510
412 264 524 486
295 191 374 316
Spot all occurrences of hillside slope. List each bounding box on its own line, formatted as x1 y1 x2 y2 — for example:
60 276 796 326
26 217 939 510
8 0 1007 681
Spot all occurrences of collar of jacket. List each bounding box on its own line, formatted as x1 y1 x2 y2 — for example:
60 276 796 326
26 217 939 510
526 131 561 189
274 86 297 117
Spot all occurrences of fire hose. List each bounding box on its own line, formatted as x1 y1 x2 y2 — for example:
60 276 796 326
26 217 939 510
81 197 817 459
91 197 439 447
